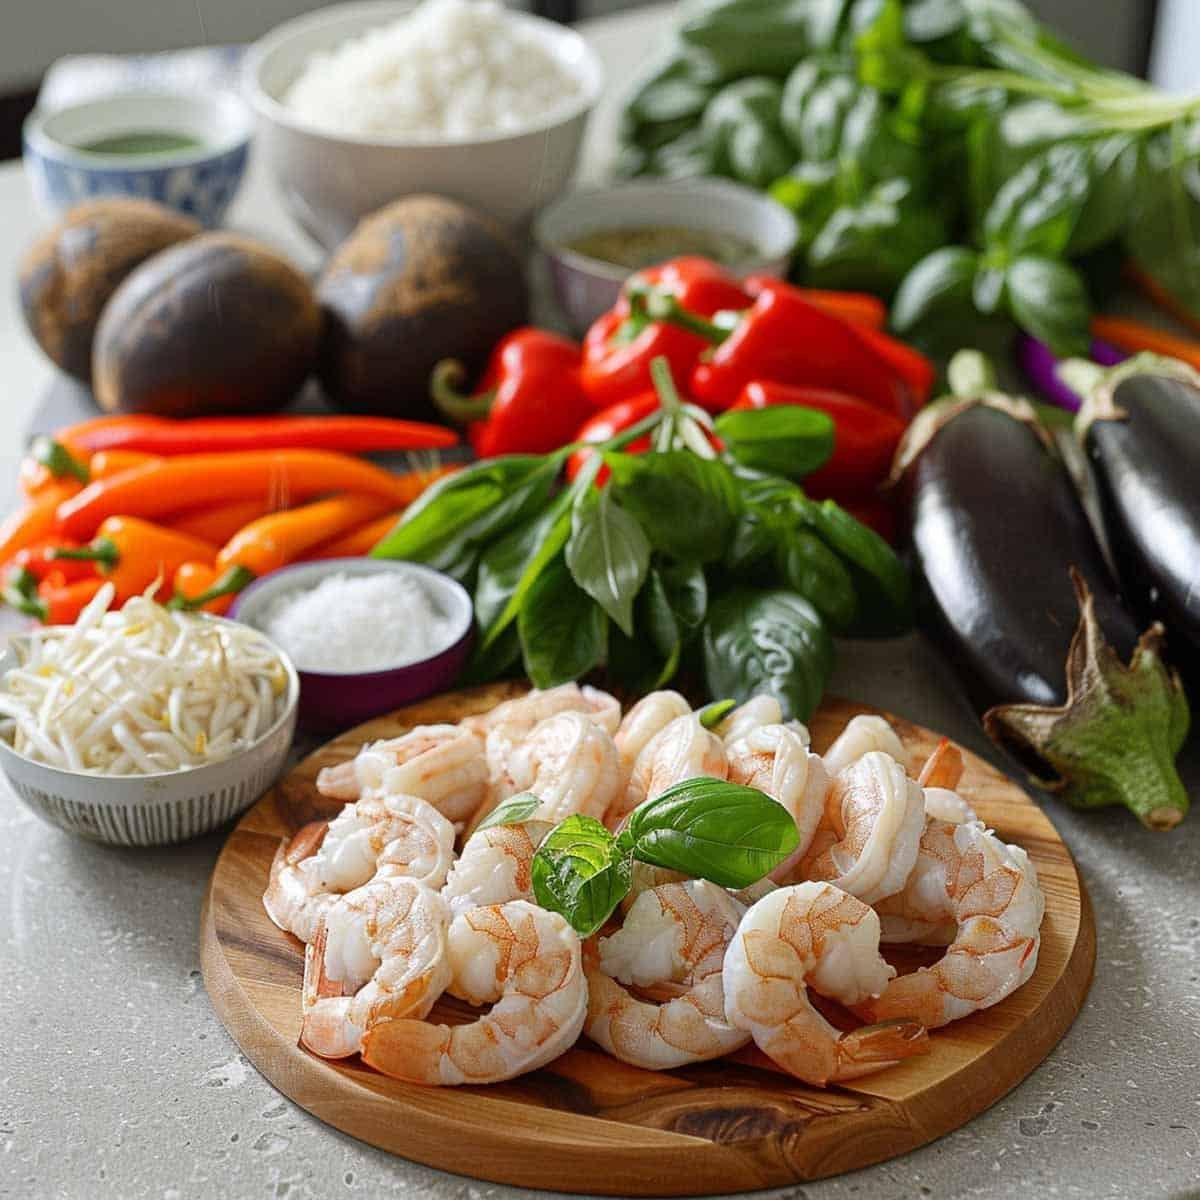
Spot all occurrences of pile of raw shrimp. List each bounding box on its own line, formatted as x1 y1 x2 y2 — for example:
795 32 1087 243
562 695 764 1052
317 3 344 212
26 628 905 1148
262 684 1046 1088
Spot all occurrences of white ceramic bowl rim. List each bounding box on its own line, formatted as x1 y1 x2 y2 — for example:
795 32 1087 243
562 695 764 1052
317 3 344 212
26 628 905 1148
243 0 605 149
533 177 802 284
23 90 253 170
231 557 475 678
0 616 299 783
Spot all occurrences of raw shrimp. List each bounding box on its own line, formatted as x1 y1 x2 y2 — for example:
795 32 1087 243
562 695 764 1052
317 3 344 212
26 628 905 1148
821 714 911 777
798 752 925 904
715 695 809 745
441 817 553 917
493 711 621 826
316 724 488 826
924 789 977 825
917 737 964 790
262 793 456 942
722 882 929 1086
300 878 452 1058
585 879 750 1069
607 712 727 829
613 691 691 778
726 723 828 880
855 821 1045 1027
621 862 689 911
360 901 587 1085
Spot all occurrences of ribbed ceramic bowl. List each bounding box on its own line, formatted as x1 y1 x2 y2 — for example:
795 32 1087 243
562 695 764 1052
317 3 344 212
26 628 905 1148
0 621 299 847
229 558 474 732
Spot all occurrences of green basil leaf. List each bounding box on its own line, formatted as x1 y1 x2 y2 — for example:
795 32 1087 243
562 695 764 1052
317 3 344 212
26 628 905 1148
983 142 1091 259
776 529 858 631
477 793 542 831
657 560 708 640
474 494 573 644
607 451 739 563
518 554 607 689
372 454 564 581
1067 134 1141 256
715 406 835 479
531 815 633 937
802 497 912 635
725 473 802 574
620 777 800 888
1005 255 1091 358
891 245 979 334
565 486 651 638
702 587 834 721
727 121 797 190
606 561 706 693
460 621 521 686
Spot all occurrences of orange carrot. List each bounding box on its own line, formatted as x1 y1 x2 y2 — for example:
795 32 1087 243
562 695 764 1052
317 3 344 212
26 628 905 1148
56 449 421 542
1089 315 1200 372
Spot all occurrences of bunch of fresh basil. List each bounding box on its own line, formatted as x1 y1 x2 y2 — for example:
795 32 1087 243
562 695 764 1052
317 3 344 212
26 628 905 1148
478 778 799 936
373 403 910 722
618 0 1200 352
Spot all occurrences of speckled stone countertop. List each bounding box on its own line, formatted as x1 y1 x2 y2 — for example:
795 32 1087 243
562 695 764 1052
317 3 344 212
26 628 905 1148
2 630 1197 1200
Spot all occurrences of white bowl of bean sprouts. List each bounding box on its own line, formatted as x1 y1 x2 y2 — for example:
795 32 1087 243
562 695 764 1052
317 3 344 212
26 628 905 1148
0 585 300 846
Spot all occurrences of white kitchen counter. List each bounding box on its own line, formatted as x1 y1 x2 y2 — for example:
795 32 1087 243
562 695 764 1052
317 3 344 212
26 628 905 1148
1 8 1198 1200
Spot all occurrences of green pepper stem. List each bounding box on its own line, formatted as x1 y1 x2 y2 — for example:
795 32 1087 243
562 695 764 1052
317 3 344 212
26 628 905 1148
52 536 119 570
628 286 734 345
30 436 90 484
430 359 496 424
169 564 257 611
2 583 46 621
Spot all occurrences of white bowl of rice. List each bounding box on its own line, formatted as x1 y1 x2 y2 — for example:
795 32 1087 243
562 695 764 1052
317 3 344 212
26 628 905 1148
243 0 605 244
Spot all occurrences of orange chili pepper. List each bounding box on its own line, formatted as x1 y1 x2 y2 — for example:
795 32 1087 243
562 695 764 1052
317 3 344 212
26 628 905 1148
308 512 403 559
169 499 275 545
53 516 218 602
1089 314 1200 373
55 450 422 542
0 480 83 564
89 449 159 479
1124 262 1200 337
18 438 91 497
172 561 234 615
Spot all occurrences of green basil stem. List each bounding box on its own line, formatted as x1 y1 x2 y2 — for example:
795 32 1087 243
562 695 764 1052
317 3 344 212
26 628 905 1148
430 358 496 424
168 564 256 611
30 436 90 485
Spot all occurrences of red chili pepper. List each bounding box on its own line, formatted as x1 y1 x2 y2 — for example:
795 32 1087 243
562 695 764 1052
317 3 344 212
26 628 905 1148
689 278 907 415
432 328 591 456
580 258 751 412
52 412 458 456
566 391 661 483
733 381 908 495
9 538 95 584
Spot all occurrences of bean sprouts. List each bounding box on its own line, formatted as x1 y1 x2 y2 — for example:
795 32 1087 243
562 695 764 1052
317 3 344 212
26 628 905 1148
0 584 289 776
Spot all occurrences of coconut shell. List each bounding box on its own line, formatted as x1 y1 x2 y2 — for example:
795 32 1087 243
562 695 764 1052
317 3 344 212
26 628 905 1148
92 233 321 416
316 194 529 418
19 198 201 384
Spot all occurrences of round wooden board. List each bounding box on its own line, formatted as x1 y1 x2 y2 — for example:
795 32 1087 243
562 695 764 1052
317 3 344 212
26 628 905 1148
201 684 1095 1196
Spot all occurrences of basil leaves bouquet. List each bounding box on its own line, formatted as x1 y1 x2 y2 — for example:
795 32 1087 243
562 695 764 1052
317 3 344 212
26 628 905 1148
374 360 911 722
618 0 1200 355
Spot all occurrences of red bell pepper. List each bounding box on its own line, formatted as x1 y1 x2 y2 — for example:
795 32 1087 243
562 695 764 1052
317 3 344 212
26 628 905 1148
743 278 887 331
733 381 907 496
566 392 661 483
851 324 935 408
432 328 591 457
688 278 908 415
580 258 751 412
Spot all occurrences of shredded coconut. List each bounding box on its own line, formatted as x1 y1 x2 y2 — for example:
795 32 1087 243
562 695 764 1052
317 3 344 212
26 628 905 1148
259 572 456 674
282 0 583 141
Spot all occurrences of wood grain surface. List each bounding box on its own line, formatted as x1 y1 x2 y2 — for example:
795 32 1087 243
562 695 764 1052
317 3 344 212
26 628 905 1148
200 684 1095 1196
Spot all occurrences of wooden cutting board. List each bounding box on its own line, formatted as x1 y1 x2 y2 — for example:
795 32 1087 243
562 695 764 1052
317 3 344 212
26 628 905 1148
200 683 1095 1196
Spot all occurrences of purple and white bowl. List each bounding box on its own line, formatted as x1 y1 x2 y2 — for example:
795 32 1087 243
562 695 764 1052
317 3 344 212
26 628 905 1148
230 558 474 732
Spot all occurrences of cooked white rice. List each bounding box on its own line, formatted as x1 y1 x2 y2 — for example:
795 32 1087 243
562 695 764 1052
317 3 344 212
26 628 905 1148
283 0 583 141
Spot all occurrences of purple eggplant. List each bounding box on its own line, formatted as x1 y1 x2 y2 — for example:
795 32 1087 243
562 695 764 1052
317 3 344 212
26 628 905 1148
1066 355 1200 677
893 356 1190 830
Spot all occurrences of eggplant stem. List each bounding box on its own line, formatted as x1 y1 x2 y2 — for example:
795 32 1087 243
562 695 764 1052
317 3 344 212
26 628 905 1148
983 569 1190 831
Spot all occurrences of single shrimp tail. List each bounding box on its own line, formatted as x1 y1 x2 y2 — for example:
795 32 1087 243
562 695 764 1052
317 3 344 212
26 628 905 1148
834 1018 929 1080
263 820 329 935
300 917 357 1058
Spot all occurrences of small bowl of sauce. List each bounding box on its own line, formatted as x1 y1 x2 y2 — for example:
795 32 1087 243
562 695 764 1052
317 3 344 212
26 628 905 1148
535 178 799 332
24 91 252 226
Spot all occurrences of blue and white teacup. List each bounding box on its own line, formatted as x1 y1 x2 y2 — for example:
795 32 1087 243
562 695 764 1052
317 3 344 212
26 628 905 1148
24 91 252 227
